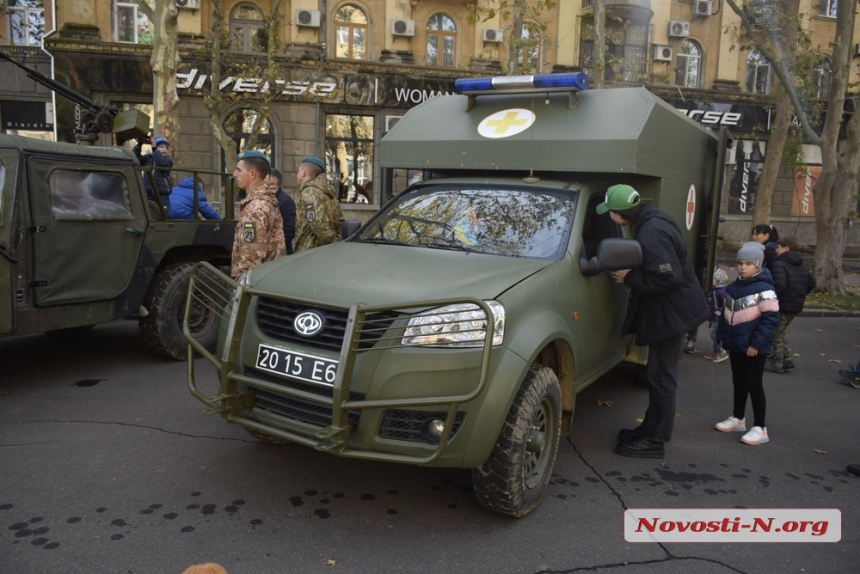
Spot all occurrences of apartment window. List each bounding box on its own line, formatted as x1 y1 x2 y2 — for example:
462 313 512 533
325 114 374 203
115 0 152 44
746 50 772 94
675 40 702 88
818 0 838 17
7 0 45 46
520 22 542 74
579 18 647 82
426 14 456 67
230 3 265 52
334 5 368 60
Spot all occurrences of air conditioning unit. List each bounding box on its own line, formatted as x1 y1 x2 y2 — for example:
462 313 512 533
483 28 504 43
175 0 199 9
669 21 690 38
385 115 403 132
391 19 415 37
653 45 673 62
694 0 713 17
296 9 321 28
853 43 860 57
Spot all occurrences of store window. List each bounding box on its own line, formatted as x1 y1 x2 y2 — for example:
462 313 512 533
818 0 838 17
115 0 152 44
520 22 542 74
814 57 833 99
7 0 45 46
334 4 368 60
426 14 456 67
224 108 274 160
325 114 374 204
746 50 772 94
675 40 702 89
579 18 647 82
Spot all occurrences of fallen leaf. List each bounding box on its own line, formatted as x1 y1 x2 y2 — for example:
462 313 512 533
325 559 337 566
635 418 644 423
828 359 842 364
819 353 827 357
814 449 827 455
596 399 613 407
813 328 823 332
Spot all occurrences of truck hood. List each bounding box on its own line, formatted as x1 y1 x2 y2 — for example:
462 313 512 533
249 242 551 307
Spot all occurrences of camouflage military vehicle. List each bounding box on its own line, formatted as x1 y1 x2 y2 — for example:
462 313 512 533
0 134 235 359
185 73 725 517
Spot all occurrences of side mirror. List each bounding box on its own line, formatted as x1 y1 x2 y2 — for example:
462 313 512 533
596 238 643 271
342 220 361 239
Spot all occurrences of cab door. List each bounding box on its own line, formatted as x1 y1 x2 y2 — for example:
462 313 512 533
27 158 147 306
569 187 632 382
0 148 19 333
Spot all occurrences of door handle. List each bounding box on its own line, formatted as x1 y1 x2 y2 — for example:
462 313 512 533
125 228 145 236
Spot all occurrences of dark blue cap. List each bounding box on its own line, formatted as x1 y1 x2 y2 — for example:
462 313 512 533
154 136 169 148
237 149 270 163
302 156 326 171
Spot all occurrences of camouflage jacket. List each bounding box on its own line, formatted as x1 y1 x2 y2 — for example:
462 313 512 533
295 173 344 252
231 180 286 279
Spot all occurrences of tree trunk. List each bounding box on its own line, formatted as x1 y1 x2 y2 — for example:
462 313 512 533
150 1 180 143
506 0 525 75
593 0 605 89
752 92 791 225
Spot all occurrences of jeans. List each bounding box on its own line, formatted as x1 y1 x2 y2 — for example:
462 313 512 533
710 323 724 354
639 334 684 442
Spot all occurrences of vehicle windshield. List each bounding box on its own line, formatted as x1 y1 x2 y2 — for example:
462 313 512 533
355 185 576 260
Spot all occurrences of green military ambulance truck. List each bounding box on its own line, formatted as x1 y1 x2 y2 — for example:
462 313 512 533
184 73 724 517
0 134 235 359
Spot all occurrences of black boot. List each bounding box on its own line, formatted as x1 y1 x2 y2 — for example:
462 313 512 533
615 437 664 458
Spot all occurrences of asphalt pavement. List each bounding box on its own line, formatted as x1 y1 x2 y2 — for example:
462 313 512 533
0 316 858 573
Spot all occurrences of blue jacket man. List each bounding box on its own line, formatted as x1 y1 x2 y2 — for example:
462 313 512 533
168 177 222 220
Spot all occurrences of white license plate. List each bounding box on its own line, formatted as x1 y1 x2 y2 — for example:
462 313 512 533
255 344 338 386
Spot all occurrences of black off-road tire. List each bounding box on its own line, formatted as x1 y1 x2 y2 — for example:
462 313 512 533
139 262 218 360
472 365 562 518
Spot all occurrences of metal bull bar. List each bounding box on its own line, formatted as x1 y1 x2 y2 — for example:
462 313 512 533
183 262 495 465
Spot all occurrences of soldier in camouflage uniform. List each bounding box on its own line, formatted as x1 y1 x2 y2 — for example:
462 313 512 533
230 151 286 279
294 156 344 252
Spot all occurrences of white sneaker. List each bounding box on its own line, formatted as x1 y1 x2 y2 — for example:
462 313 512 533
740 426 769 445
715 416 747 432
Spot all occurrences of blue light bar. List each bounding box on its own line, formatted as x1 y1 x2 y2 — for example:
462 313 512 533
454 72 589 95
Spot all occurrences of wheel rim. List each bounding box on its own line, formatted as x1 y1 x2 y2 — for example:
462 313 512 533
183 294 216 337
524 396 555 489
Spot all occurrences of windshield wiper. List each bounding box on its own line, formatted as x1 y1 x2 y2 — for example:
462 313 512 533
353 237 416 247
422 242 483 254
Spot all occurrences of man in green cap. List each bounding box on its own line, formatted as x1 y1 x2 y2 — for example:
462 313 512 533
596 184 707 459
294 155 344 252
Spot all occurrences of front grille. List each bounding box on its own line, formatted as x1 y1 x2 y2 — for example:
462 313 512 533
256 298 400 352
379 410 466 444
246 367 363 428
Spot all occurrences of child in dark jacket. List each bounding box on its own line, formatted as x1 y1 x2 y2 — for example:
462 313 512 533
769 236 816 373
704 268 729 362
714 242 780 445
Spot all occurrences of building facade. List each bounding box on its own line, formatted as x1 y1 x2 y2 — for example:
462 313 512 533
1 0 858 250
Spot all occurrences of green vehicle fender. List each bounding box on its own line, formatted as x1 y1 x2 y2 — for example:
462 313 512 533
461 305 575 468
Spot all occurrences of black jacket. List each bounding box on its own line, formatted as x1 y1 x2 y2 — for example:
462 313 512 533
622 203 708 346
275 188 297 255
771 250 816 314
134 146 173 200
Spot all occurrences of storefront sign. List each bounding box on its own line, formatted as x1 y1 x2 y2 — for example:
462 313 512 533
1 100 54 131
792 166 818 217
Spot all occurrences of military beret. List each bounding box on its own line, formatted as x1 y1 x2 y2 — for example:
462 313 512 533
302 155 326 172
236 149 270 163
